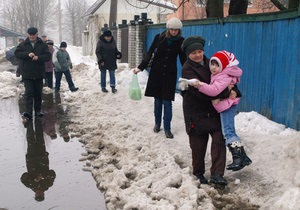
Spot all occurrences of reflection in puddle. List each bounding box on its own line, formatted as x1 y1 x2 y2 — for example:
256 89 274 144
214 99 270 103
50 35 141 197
22 118 56 202
0 94 106 210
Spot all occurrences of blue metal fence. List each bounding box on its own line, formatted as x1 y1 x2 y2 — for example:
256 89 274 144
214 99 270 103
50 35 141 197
145 10 300 130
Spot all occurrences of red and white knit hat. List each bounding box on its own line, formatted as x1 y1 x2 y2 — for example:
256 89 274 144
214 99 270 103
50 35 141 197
210 50 239 71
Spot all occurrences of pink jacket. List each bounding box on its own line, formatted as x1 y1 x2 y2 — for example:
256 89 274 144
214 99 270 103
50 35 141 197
199 65 242 113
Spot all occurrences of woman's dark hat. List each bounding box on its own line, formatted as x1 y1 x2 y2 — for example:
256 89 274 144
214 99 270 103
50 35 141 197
103 30 112 37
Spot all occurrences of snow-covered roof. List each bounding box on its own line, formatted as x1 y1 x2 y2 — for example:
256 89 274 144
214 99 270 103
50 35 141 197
0 26 25 37
81 0 106 18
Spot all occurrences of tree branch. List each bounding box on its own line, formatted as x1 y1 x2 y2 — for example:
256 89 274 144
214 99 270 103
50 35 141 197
270 0 287 10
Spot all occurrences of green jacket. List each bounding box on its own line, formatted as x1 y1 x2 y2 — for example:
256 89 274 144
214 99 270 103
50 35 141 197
53 49 72 72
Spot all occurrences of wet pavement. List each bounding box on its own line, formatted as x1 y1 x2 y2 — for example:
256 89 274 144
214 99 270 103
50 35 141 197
0 94 106 210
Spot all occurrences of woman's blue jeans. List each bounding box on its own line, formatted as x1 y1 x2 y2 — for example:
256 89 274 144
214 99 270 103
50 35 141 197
220 105 240 146
154 98 172 132
100 69 115 88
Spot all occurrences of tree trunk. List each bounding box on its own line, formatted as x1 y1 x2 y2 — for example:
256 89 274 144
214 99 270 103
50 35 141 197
206 0 224 18
270 0 287 10
228 0 248 15
288 0 300 9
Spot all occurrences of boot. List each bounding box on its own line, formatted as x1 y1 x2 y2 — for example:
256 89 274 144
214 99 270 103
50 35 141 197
226 141 245 171
111 87 117 93
102 88 108 93
165 131 174 139
210 174 228 186
153 125 161 133
22 112 33 120
70 87 79 92
241 146 252 166
194 173 208 184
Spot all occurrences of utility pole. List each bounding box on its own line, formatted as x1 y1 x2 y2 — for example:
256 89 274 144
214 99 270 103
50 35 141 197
58 0 62 42
109 0 118 27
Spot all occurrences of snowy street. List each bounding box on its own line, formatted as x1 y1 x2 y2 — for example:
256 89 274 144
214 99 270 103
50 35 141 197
1 46 300 209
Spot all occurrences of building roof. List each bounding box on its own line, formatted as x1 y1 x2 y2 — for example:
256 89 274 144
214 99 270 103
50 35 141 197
0 26 25 37
82 0 106 18
81 0 177 18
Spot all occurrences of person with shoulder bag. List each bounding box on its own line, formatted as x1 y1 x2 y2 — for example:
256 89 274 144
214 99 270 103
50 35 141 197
133 18 186 139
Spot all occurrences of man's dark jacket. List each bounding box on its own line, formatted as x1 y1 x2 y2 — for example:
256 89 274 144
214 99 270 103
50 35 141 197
14 37 51 79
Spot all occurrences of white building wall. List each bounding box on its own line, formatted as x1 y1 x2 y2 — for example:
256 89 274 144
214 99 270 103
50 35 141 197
82 0 174 62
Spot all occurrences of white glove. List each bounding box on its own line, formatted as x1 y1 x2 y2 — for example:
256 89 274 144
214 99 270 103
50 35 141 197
178 78 200 90
178 78 188 90
187 78 200 86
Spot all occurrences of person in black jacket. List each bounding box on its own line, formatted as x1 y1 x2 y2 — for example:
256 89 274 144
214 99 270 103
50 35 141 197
15 27 51 120
95 30 122 93
181 36 237 186
133 18 186 139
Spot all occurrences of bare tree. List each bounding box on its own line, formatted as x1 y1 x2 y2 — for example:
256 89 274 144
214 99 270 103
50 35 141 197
270 0 299 10
63 0 88 46
206 0 248 18
228 0 248 15
206 0 224 18
288 0 300 8
1 0 57 35
177 0 297 19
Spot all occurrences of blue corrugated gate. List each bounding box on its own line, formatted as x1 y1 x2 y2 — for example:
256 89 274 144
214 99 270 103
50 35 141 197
145 9 300 130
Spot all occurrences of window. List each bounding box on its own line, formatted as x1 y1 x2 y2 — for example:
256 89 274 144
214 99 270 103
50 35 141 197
196 0 205 7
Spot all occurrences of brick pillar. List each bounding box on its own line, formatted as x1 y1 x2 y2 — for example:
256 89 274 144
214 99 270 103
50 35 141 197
135 24 145 68
117 29 122 63
128 25 136 69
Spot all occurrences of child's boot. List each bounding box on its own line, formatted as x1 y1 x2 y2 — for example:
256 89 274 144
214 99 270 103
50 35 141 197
226 141 245 171
241 146 252 166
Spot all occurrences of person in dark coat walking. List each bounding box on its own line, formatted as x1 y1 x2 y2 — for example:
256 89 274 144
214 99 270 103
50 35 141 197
133 17 186 139
14 27 51 120
181 36 238 186
95 30 122 93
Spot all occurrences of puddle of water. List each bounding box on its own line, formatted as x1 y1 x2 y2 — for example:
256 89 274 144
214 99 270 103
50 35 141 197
0 95 106 210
